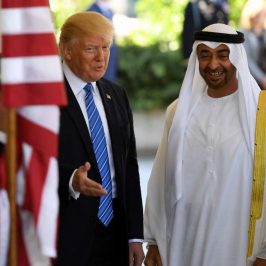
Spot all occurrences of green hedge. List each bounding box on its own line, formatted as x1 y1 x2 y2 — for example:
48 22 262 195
118 44 186 110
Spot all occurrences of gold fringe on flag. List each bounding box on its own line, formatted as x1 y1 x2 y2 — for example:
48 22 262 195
247 90 266 258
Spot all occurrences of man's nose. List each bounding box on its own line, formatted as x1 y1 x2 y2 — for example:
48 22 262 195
208 56 219 69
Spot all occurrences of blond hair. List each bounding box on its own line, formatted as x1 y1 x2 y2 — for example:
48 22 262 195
59 12 114 54
240 0 266 30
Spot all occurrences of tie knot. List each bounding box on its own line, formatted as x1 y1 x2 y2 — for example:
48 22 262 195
83 83 93 94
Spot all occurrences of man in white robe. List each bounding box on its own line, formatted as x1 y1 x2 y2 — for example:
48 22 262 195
144 23 266 266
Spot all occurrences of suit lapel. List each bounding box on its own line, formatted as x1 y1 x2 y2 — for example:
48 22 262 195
97 80 119 149
97 80 128 188
64 80 98 170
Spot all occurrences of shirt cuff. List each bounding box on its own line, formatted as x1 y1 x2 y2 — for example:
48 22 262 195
69 169 80 200
128 239 144 243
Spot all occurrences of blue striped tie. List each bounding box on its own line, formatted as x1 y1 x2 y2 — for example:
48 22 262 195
84 83 113 226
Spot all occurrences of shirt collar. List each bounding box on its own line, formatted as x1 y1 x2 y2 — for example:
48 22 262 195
62 61 97 96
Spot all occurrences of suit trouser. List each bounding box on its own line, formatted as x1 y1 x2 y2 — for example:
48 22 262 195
88 198 127 266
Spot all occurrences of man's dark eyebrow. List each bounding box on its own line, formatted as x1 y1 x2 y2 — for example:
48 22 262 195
217 49 230 53
198 49 211 53
198 48 230 54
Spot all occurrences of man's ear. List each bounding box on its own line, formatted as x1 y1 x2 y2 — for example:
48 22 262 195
61 44 72 61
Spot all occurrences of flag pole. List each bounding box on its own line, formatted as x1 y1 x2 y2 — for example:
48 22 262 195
7 109 17 266
0 0 17 264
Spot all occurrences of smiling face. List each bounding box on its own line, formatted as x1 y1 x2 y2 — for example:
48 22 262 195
197 43 238 98
62 34 111 82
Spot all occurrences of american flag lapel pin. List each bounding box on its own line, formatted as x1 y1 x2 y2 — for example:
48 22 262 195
106 94 111 100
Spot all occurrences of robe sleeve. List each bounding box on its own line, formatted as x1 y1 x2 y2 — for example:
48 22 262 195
143 100 177 264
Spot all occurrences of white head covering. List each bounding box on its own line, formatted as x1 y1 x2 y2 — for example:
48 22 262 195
165 23 260 232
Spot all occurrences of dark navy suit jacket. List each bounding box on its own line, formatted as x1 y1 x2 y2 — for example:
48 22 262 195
57 78 143 265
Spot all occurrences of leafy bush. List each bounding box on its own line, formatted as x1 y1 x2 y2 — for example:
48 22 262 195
118 43 186 110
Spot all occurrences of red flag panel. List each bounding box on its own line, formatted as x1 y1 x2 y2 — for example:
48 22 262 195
3 82 66 107
2 0 50 8
2 34 59 57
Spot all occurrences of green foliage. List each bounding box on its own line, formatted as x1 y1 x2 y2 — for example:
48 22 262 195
228 0 246 28
135 0 187 46
116 0 188 110
51 0 92 34
118 44 186 110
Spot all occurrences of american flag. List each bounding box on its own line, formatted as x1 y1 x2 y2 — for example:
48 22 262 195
1 0 67 265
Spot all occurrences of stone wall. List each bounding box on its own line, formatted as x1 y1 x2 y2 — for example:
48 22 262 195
133 110 165 156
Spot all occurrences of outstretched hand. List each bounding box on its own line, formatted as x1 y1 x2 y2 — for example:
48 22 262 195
72 162 107 196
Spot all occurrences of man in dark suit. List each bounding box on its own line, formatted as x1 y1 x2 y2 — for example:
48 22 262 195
181 0 229 61
56 12 144 266
86 0 118 82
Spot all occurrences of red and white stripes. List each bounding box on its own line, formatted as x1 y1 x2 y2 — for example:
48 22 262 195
1 0 66 265
1 0 66 107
